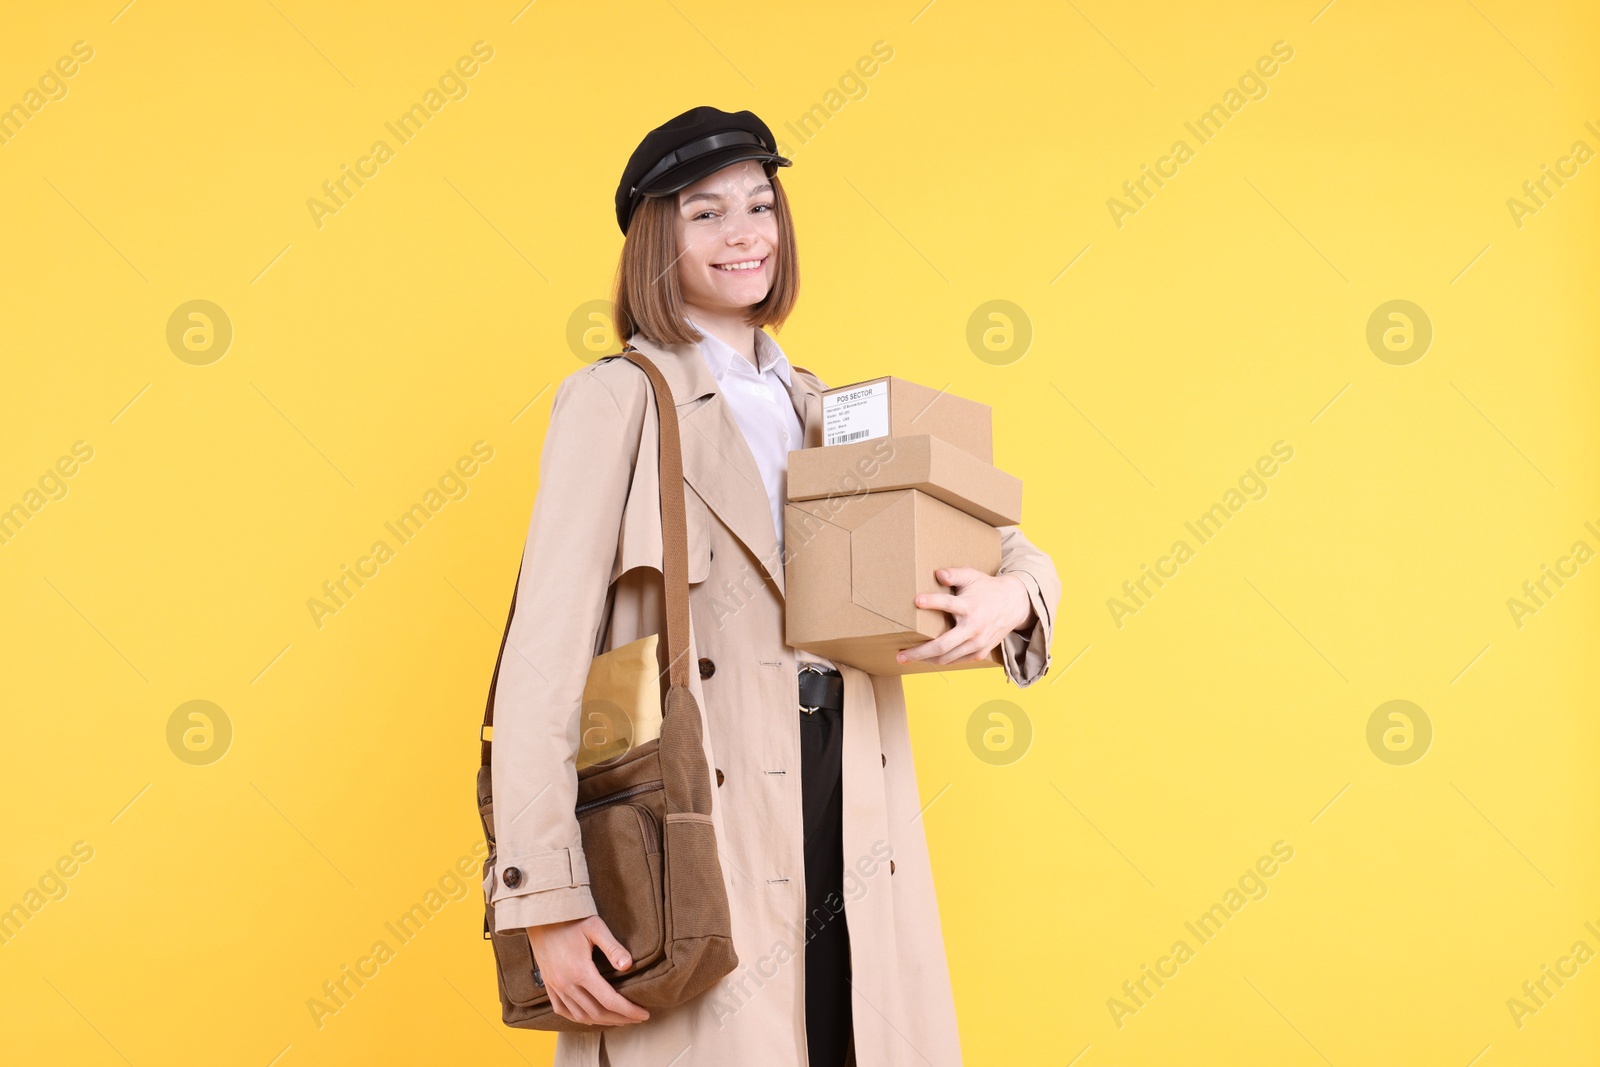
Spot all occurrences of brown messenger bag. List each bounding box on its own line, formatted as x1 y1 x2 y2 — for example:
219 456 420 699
475 348 738 1030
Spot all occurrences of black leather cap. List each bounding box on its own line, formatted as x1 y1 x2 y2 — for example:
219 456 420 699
615 106 791 235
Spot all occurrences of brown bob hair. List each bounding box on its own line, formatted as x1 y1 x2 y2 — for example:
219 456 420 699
611 169 799 348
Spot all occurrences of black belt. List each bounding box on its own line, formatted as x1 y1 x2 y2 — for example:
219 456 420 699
797 663 843 714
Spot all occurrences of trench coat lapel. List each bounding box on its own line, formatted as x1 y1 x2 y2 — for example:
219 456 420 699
623 333 822 599
786 363 823 450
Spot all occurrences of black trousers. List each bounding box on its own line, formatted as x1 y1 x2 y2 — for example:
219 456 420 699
800 697 853 1067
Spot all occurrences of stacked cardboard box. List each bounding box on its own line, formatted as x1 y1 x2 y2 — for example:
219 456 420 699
784 377 1023 676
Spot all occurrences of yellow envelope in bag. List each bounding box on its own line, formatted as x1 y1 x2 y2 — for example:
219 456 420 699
576 632 663 771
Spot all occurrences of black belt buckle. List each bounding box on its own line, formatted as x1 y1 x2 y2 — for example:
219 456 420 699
799 661 824 714
798 661 839 714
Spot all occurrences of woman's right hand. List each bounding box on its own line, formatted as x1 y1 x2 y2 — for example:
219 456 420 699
526 915 651 1026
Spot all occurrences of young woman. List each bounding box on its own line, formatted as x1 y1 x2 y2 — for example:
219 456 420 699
488 107 1061 1067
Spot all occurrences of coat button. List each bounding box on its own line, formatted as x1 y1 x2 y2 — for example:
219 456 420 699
889 860 896 875
502 866 522 889
716 767 725 787
698 657 715 679
881 752 886 767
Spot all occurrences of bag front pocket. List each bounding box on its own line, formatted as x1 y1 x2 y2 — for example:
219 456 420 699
490 799 665 1008
579 800 666 979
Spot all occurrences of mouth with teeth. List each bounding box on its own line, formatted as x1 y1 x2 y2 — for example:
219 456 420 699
713 255 767 273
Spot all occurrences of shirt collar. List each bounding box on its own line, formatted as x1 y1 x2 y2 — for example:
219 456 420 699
687 317 792 387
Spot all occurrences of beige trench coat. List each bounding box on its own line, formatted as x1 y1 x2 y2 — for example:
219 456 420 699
488 333 1061 1067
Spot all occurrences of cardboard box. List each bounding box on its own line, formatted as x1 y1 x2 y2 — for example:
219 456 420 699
787 434 1023 527
821 377 994 463
784 489 1003 676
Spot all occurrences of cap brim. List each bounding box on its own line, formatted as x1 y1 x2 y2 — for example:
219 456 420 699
639 144 792 198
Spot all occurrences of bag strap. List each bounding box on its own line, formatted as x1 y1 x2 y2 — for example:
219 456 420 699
480 346 689 768
619 349 693 693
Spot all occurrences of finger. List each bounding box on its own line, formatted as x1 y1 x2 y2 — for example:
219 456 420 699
899 633 956 662
570 979 643 1026
899 625 972 663
583 917 633 972
936 636 990 665
562 982 622 1026
914 591 966 615
579 969 651 1022
936 566 985 588
548 986 576 1023
933 641 976 665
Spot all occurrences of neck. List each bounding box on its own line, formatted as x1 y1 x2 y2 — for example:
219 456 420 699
685 305 759 367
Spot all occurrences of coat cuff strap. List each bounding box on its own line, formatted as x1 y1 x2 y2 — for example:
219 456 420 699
489 846 591 901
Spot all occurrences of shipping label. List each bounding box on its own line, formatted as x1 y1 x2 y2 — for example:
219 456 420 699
822 381 890 447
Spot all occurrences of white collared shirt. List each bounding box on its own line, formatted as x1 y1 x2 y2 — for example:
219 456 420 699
689 318 835 671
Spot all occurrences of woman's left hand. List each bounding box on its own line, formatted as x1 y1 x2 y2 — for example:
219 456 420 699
897 567 1034 667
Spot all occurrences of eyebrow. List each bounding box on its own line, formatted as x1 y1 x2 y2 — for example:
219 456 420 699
681 181 774 208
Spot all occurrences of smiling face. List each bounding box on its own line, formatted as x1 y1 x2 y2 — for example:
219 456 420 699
611 159 798 348
672 160 778 320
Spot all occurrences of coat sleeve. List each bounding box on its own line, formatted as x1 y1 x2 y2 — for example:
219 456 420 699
995 524 1061 688
489 365 643 932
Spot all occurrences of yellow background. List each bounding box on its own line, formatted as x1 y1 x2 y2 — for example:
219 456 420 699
2 1 1597 1064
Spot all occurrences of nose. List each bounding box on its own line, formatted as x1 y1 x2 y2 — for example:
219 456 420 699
718 208 760 246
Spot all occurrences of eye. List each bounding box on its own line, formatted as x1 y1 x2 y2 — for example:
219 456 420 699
752 202 773 214
692 209 719 221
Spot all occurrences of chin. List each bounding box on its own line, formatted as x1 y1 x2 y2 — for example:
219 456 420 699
698 279 771 308
716 284 771 306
